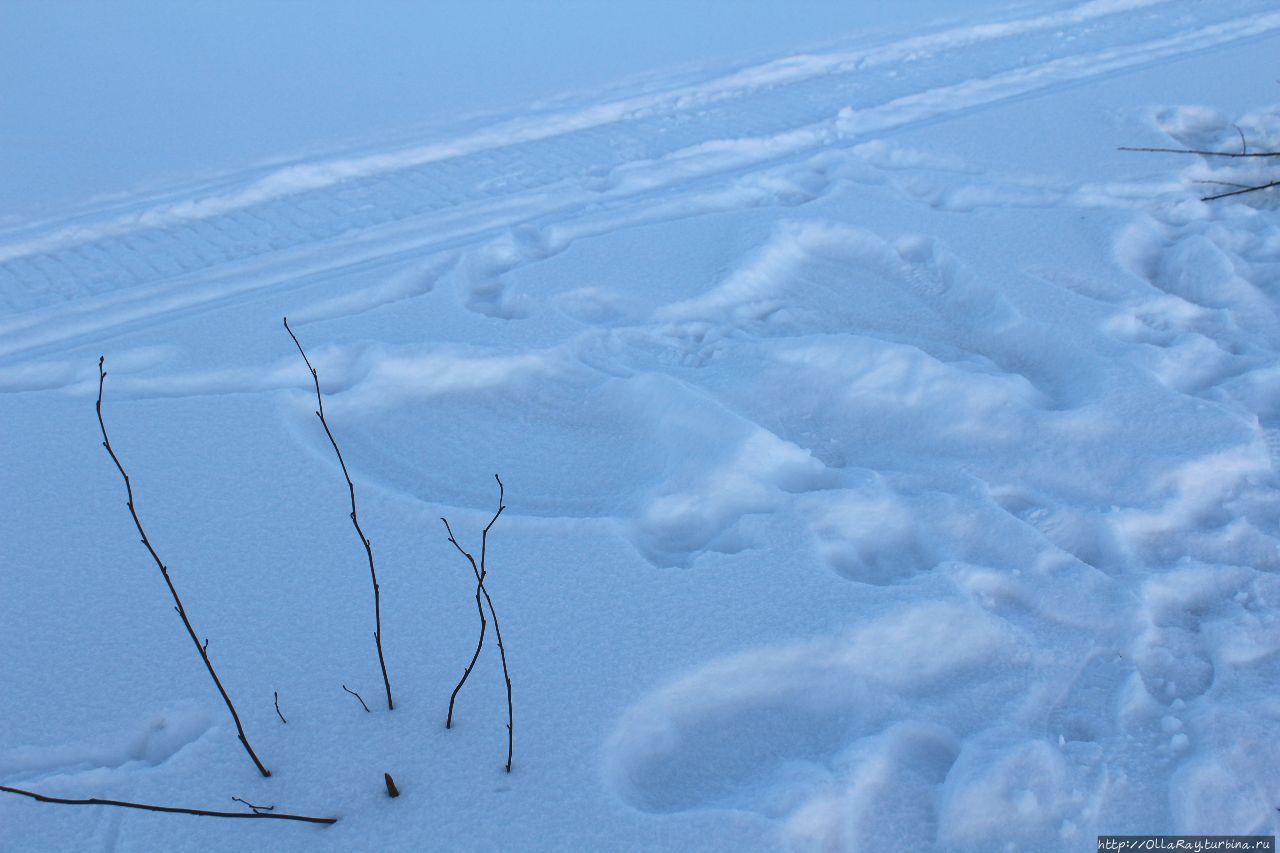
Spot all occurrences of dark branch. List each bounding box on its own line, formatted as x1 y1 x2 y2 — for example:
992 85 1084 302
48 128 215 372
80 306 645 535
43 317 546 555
284 318 394 711
1121 145 1279 202
96 357 271 778
483 474 513 773
441 475 514 771
231 796 275 814
1195 179 1258 190
446 577 487 729
342 684 371 713
1201 180 1280 202
1 785 333 825
1118 145 1280 158
274 691 287 724
442 516 486 730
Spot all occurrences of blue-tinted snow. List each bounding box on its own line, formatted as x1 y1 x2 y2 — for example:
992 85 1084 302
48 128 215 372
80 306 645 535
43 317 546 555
3 1 1280 850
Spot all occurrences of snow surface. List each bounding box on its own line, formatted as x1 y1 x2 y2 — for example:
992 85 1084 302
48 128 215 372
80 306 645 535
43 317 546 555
3 1 1280 850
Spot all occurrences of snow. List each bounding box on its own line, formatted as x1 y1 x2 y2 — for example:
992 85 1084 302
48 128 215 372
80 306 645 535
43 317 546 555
2 1 1280 850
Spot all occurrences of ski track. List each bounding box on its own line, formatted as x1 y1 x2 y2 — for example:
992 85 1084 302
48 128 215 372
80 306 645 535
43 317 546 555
6 1 1280 850
1 0 1277 355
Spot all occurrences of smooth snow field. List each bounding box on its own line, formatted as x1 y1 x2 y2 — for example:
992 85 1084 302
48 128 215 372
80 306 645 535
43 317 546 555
3 1 1280 851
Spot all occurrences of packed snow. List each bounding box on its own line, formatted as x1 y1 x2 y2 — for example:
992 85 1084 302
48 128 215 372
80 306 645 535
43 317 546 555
3 1 1280 850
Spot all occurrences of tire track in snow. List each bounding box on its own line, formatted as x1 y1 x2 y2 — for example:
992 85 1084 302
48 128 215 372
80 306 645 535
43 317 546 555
1 0 1277 360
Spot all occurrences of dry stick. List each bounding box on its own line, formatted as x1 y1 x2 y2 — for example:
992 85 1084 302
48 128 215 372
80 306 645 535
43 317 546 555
441 475 513 772
231 796 274 814
1117 146 1280 158
274 691 287 724
444 485 506 728
1118 146 1280 201
1197 179 1259 191
446 575 486 729
479 474 513 774
96 358 271 779
1233 123 1248 155
283 318 393 711
342 684 371 713
1201 180 1280 202
1 785 334 825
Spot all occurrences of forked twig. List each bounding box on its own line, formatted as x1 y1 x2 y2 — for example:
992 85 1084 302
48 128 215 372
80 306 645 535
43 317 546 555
231 796 275 814
284 318 394 712
441 475 514 772
444 486 505 729
1119 145 1280 201
1 785 334 825
96 357 270 778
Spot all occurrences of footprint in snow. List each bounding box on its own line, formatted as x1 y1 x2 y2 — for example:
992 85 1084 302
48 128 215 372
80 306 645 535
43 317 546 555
0 703 213 785
604 601 1042 849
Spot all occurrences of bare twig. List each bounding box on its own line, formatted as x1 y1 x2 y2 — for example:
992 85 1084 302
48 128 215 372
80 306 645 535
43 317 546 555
231 796 275 814
274 691 287 724
1118 145 1280 158
443 491 501 732
446 575 487 729
1200 180 1280 202
96 357 270 778
441 475 514 772
1 785 334 825
1120 144 1279 201
342 684 371 713
284 318 393 712
1196 179 1259 190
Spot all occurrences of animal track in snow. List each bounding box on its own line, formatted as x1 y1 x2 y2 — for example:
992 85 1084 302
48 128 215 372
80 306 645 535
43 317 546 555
605 602 1034 846
0 704 213 785
285 252 457 325
281 341 831 540
989 485 1132 576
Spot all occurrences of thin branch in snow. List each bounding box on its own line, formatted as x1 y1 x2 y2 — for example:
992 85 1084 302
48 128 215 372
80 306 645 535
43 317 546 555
1200 180 1280 202
284 317 394 711
274 691 287 724
96 357 271 778
441 475 514 772
1195 179 1259 191
342 684 371 713
1118 145 1280 158
445 569 487 730
231 796 275 814
1120 144 1280 201
1 785 333 825
443 507 492 730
